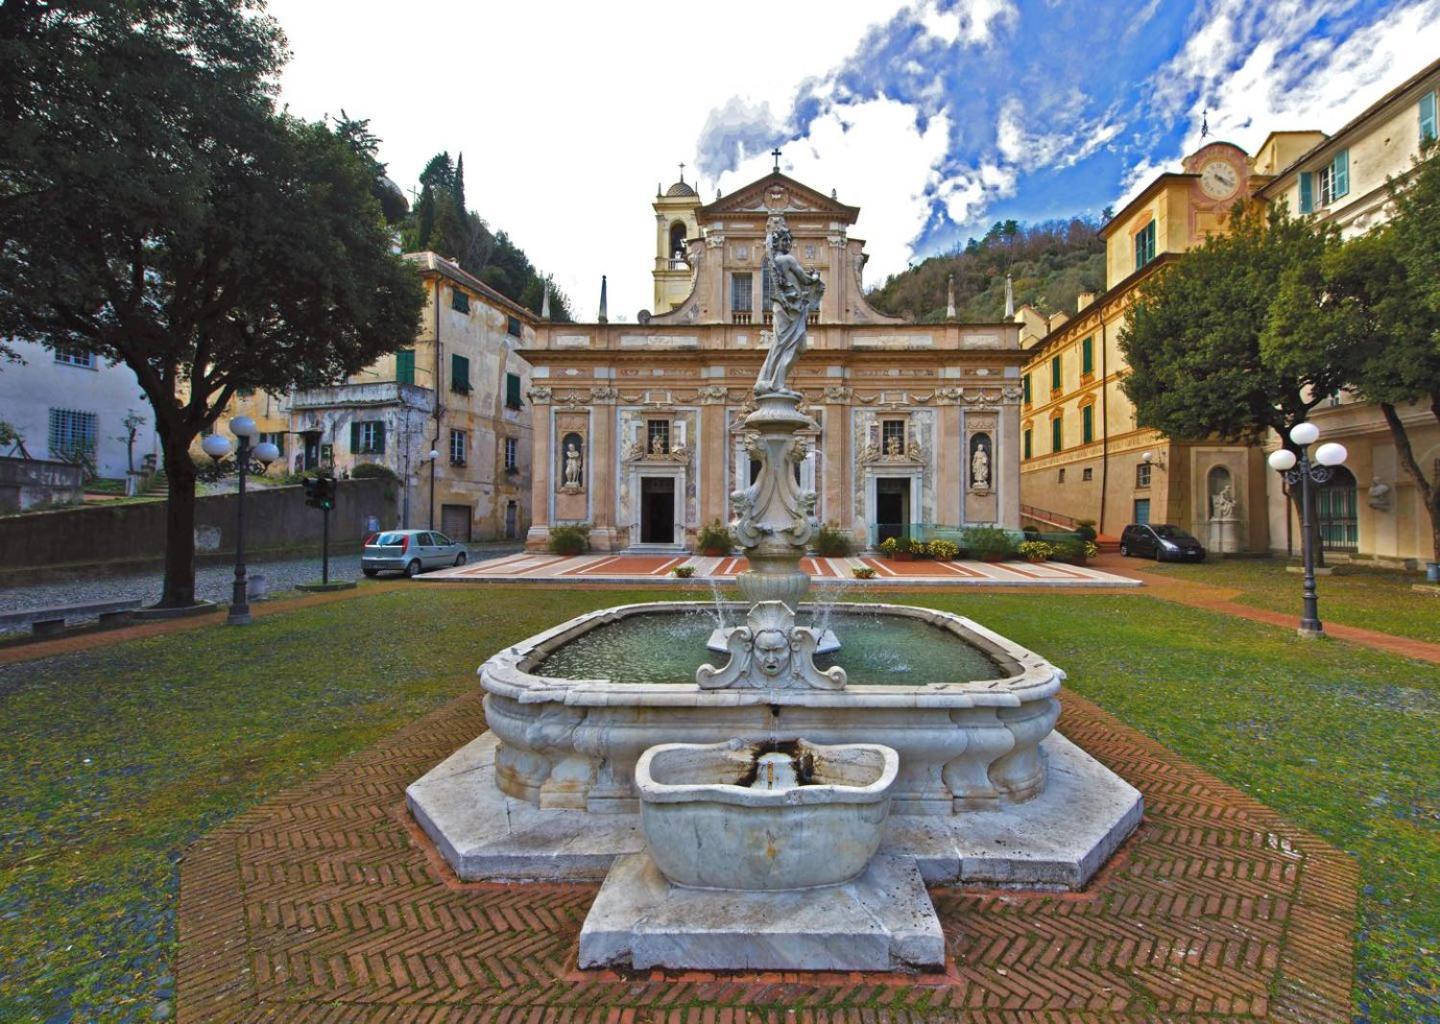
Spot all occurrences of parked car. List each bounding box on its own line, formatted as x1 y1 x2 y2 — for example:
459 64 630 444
1119 523 1206 562
362 530 468 577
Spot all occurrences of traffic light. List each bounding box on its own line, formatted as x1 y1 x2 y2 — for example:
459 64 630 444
303 477 319 508
303 475 336 510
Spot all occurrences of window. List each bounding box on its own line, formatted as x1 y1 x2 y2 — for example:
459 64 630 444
1317 150 1350 205
507 316 521 338
396 348 415 386
1136 463 1151 488
1057 468 1066 483
53 349 96 369
1081 336 1094 376
1133 498 1151 525
450 353 471 394
350 420 385 455
1023 428 1032 460
881 419 906 453
451 288 470 313
731 272 753 322
504 437 518 470
1051 415 1063 453
647 419 670 454
1299 171 1314 213
1050 355 1061 391
761 264 773 309
1082 467 1093 481
1422 90 1438 144
505 372 522 410
669 222 687 256
1134 220 1157 270
1022 373 1032 405
1082 405 1094 444
449 428 467 466
259 432 286 456
48 408 97 456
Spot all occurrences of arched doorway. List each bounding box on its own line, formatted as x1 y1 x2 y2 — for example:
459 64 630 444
1316 466 1358 552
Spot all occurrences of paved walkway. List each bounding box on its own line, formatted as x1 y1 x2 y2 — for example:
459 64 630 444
423 552 1140 588
176 688 1357 1023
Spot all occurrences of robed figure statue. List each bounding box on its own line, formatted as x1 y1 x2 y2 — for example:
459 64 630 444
755 221 824 397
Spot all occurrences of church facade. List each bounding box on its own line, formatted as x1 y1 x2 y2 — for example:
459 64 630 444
522 171 1024 553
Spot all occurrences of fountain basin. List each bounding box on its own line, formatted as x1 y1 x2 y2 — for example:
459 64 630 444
636 739 898 890
481 601 1063 814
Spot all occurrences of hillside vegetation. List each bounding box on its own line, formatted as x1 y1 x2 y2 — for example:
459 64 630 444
867 218 1106 323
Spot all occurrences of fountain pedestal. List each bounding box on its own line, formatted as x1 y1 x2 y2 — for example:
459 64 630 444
731 392 818 610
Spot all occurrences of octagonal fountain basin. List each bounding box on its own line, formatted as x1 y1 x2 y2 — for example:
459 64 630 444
636 738 899 891
481 601 1063 815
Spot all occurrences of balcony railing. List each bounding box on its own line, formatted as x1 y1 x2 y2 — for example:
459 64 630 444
732 311 752 325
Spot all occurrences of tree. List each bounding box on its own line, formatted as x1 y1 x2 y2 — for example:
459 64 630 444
0 0 425 607
1118 202 1343 557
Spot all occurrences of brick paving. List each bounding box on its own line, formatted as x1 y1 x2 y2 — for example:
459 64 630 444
176 688 1358 1023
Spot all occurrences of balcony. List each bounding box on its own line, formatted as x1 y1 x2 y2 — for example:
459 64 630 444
289 381 434 413
732 311 752 325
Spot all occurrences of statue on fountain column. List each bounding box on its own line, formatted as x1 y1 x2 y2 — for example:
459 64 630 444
755 221 824 397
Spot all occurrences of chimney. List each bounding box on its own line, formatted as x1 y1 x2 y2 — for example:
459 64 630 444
1077 291 1095 312
598 275 608 323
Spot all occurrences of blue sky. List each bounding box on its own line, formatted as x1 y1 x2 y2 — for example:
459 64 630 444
270 0 1440 315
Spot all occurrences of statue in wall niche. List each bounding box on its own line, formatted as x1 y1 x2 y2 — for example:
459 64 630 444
1211 484 1237 520
1368 477 1392 510
885 434 903 457
563 443 583 489
755 221 824 397
972 442 990 489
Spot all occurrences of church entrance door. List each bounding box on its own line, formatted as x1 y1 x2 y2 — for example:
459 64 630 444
875 477 911 543
640 477 676 545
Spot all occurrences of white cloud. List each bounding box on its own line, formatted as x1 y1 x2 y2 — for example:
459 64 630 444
919 0 1020 47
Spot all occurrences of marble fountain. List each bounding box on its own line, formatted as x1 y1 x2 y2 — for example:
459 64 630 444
408 218 1141 972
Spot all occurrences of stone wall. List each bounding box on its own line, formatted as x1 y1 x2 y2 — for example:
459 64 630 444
0 456 85 513
0 476 396 573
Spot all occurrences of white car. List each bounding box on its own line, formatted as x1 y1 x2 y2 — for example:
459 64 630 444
362 530 468 577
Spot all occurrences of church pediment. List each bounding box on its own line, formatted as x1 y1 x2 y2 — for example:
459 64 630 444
698 172 860 224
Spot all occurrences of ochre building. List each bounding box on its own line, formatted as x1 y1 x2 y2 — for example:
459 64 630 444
523 171 1024 553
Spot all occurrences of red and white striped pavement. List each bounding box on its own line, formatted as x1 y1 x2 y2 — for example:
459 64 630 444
421 552 1140 587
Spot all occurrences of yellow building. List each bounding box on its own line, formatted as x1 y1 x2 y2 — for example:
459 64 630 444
652 173 703 315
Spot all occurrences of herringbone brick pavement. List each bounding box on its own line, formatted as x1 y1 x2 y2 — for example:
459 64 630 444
176 690 1357 1023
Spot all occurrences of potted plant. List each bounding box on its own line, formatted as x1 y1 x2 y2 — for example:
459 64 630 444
927 538 960 561
879 535 915 561
852 566 877 579
547 523 591 556
673 564 697 578
696 519 733 557
812 522 855 557
963 526 1017 563
1018 540 1053 563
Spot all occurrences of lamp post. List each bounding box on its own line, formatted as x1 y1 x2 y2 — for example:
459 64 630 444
202 416 280 625
427 447 440 530
1267 422 1347 638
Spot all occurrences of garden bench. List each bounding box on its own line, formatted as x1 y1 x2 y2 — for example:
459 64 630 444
0 599 142 636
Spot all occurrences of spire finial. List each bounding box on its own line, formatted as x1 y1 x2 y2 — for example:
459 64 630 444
678 161 686 183
540 276 551 320
1004 272 1015 318
1201 107 1210 140
946 273 957 320
771 146 782 173
598 274 608 324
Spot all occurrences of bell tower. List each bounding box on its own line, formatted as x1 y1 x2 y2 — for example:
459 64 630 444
652 163 702 314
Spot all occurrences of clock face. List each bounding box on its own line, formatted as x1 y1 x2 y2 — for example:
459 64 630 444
1199 159 1241 200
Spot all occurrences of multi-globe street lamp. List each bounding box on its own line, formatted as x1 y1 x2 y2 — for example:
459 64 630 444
202 416 280 625
1267 421 1348 638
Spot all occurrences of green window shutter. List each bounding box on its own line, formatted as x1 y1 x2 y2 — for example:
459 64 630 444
374 422 385 454
451 288 469 313
506 373 522 409
1023 429 1032 460
350 422 360 454
396 349 415 385
451 353 470 393
1081 337 1093 375
1051 417 1062 453
1422 91 1438 143
1023 373 1031 404
1051 355 1061 390
1082 405 1094 444
1332 149 1349 199
1299 172 1314 213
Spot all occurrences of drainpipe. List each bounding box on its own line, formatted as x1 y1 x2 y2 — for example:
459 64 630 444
431 269 443 530
1099 318 1109 535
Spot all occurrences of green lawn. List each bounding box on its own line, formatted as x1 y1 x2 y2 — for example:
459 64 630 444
1143 556 1440 645
0 584 1436 1022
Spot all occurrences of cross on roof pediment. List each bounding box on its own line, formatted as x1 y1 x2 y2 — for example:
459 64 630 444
698 171 860 224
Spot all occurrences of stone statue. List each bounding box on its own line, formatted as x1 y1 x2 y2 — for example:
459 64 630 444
971 443 990 489
755 221 824 397
651 433 666 455
1368 477 1392 511
1211 484 1236 520
564 443 582 488
885 434 902 457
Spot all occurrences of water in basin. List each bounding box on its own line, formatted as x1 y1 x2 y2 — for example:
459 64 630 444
534 610 1001 685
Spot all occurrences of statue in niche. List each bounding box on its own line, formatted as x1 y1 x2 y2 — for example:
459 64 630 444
1210 484 1237 520
885 434 903 457
563 443 582 489
1368 477 1392 510
972 442 990 489
651 433 666 455
754 220 824 397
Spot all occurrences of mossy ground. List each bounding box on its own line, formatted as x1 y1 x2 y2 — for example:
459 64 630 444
0 583 1435 1022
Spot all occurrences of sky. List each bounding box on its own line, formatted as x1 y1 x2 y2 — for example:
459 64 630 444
266 0 1440 322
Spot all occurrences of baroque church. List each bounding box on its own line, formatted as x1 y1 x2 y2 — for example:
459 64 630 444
521 168 1026 553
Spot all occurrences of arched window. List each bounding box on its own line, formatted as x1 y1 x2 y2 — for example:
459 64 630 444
1316 466 1358 552
669 222 686 257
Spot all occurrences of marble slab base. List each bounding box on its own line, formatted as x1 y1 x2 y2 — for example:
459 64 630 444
578 853 944 971
407 730 1142 890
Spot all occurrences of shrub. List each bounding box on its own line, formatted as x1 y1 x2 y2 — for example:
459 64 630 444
1085 541 1100 560
548 524 591 556
696 519 733 553
673 564 696 578
852 566 877 579
1019 540 1053 562
351 462 399 482
926 538 960 561
1051 540 1087 564
963 526 1017 561
1022 523 1040 537
813 522 854 557
879 534 914 556
1075 518 1098 542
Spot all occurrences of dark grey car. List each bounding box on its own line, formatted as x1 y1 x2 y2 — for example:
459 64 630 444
1119 523 1206 562
362 530 468 577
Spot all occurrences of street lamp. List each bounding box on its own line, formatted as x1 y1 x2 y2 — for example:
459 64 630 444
427 446 440 530
1268 422 1347 638
203 415 280 625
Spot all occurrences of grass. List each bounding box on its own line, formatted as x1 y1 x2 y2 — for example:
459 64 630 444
0 584 1436 1022
1143 556 1440 644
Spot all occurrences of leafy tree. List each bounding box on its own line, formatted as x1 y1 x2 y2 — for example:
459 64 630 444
0 0 425 607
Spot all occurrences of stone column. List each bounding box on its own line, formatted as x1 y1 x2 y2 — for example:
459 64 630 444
699 394 727 527
590 391 619 551
998 397 1021 530
821 388 850 538
524 392 553 551
937 402 963 526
